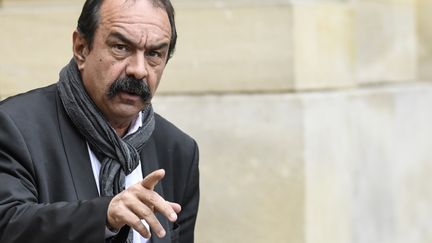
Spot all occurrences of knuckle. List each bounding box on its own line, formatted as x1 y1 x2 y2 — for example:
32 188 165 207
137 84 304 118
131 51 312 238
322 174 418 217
108 213 124 228
122 190 133 198
140 208 152 218
113 216 122 226
132 220 143 229
146 191 160 206
128 184 140 194
131 220 150 237
148 193 158 205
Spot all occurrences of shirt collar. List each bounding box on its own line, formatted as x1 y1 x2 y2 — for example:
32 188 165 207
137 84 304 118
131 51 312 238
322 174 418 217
123 111 143 137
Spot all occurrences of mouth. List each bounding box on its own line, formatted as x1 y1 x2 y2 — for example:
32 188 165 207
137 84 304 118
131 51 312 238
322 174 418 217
124 91 140 96
117 91 143 103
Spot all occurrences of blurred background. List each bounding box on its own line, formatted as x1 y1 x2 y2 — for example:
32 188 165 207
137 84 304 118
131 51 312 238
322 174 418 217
1 0 432 242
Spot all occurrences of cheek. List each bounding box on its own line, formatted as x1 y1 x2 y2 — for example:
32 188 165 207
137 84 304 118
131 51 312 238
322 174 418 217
82 79 102 104
148 71 163 94
108 60 128 79
99 61 124 89
86 72 113 100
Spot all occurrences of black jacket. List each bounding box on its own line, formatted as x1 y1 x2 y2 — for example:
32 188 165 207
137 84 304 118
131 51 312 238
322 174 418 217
0 84 199 243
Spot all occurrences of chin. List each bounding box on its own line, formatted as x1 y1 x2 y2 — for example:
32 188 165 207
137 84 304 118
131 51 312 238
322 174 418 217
110 104 141 118
122 107 143 117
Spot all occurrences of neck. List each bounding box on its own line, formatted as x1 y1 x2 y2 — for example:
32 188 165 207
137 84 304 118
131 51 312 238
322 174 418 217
106 110 143 137
114 126 129 137
109 116 137 137
106 113 140 137
111 122 131 137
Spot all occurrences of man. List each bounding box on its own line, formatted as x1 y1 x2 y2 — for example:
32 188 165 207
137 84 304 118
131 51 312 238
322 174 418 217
0 0 199 242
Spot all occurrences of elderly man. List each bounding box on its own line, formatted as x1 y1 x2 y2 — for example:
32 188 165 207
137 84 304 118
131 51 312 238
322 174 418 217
0 0 199 243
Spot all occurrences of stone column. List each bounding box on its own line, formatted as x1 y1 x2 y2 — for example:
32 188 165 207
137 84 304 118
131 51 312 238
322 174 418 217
418 0 432 80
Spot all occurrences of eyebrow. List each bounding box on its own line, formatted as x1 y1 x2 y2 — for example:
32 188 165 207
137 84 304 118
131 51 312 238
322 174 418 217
107 31 170 50
107 32 135 46
149 42 169 51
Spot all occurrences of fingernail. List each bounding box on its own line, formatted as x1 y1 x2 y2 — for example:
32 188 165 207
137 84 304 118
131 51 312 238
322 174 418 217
169 213 177 221
158 229 166 238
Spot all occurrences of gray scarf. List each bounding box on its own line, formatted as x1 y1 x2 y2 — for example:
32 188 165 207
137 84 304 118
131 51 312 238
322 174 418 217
57 59 155 197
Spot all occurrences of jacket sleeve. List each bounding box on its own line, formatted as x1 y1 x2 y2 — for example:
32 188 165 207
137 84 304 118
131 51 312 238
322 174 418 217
0 110 110 243
178 141 200 243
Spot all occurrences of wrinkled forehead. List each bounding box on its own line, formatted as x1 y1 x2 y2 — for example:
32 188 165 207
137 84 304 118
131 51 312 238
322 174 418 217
99 0 169 25
103 0 165 10
98 0 171 38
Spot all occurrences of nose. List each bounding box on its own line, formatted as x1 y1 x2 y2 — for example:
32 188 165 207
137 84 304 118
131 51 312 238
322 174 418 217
125 52 148 80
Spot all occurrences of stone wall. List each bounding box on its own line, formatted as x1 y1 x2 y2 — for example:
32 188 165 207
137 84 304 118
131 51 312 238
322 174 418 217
1 0 432 242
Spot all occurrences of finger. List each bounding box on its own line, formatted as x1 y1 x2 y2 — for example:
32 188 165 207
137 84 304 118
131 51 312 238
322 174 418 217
141 169 165 190
169 202 182 214
123 210 152 239
111 192 166 238
129 202 167 238
136 189 178 222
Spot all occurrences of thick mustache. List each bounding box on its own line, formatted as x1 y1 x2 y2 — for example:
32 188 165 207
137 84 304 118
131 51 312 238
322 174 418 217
107 77 151 101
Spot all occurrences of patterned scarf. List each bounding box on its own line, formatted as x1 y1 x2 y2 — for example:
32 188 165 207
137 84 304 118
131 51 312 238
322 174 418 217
57 59 155 197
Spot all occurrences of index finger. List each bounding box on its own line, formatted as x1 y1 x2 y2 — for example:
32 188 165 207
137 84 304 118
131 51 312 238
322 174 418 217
141 169 165 190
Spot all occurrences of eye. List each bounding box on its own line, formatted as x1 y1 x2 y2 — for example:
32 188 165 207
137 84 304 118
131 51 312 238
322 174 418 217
146 50 162 58
111 43 131 56
111 43 132 59
114 44 128 52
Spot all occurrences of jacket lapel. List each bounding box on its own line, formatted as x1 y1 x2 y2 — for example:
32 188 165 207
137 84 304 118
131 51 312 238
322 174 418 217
56 94 99 200
57 90 171 241
140 137 172 243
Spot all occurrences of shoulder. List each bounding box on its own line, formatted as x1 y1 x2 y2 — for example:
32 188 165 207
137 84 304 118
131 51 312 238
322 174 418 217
0 84 60 137
0 84 58 117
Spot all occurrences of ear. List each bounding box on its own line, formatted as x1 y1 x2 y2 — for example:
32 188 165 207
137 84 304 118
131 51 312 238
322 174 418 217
72 30 90 70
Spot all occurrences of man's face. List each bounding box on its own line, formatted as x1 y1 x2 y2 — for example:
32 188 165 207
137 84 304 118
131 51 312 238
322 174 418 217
75 0 171 126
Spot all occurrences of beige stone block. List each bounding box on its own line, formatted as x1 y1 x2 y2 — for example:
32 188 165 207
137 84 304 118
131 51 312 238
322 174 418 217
1 2 295 96
163 2 357 93
2 0 77 5
0 3 82 99
155 84 432 243
160 5 295 93
391 87 432 243
354 0 417 83
417 0 432 80
302 94 354 243
0 1 356 95
348 92 398 243
347 85 432 243
292 3 355 90
301 91 398 243
2 0 58 5
301 84 432 243
154 95 305 243
354 0 412 3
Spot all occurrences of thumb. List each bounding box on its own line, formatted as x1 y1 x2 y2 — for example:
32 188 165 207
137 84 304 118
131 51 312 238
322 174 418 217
141 169 165 190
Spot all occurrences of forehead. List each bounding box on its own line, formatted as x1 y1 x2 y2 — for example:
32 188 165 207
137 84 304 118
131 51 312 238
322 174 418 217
98 0 171 43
